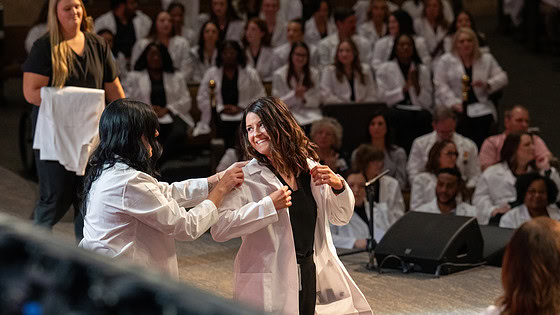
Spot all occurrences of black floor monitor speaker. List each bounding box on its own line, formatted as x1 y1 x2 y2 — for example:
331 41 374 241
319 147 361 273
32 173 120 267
374 211 484 275
480 225 515 267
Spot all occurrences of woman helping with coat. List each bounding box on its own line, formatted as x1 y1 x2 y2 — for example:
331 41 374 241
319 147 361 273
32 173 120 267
210 97 372 315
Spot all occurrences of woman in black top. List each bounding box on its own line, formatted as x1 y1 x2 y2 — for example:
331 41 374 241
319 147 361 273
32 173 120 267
22 0 124 239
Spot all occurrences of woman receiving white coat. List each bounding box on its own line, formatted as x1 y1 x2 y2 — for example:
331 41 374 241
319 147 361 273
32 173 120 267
321 39 377 104
272 41 322 128
243 18 276 81
130 11 190 75
371 10 431 71
194 40 266 148
211 97 372 315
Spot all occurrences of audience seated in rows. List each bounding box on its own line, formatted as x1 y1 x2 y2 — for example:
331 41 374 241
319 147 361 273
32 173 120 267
407 106 480 188
376 32 433 153
500 172 560 229
434 27 508 148
415 167 478 218
321 39 377 103
479 105 551 171
272 41 322 128
410 139 458 210
243 18 275 81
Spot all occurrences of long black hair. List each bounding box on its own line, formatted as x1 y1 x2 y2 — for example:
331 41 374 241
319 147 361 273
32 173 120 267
133 42 175 72
389 33 423 64
216 40 247 68
197 21 221 63
391 10 415 35
81 99 162 214
287 41 314 89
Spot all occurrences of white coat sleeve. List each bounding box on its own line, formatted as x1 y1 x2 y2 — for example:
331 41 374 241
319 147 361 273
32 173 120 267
175 38 191 76
196 69 214 126
407 139 424 183
387 180 405 225
166 73 194 128
211 185 279 242
123 173 218 241
318 40 332 67
247 68 267 100
486 54 508 93
410 65 434 111
325 178 355 226
472 172 495 225
272 69 301 108
303 70 322 108
464 143 481 188
330 224 358 249
362 66 378 102
409 175 428 211
130 40 147 71
156 177 209 208
433 56 461 107
498 211 516 229
415 37 432 67
376 63 405 106
320 68 345 104
122 72 140 99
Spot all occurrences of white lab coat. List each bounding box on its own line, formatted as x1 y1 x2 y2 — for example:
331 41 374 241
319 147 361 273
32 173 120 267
410 172 437 211
370 35 432 72
161 0 200 31
186 45 217 83
94 10 152 43
472 162 516 225
278 0 303 21
320 64 378 104
407 131 481 187
269 19 289 48
402 0 455 24
304 17 337 45
123 70 195 128
33 87 105 176
357 22 387 45
79 162 217 278
130 36 191 75
499 204 560 229
271 42 319 71
434 52 508 120
415 199 479 218
272 65 322 126
245 46 276 81
25 24 47 54
194 66 266 135
317 33 372 68
331 175 405 248
353 0 399 26
210 158 372 315
413 17 448 55
376 60 433 112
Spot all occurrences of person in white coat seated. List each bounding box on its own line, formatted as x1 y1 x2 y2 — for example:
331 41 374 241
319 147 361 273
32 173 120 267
410 139 459 210
310 118 349 174
499 173 560 229
416 167 479 219
317 7 372 68
194 40 266 148
124 43 193 164
370 10 432 71
304 0 336 45
272 19 319 70
321 39 378 104
260 0 289 47
166 1 199 46
272 41 322 129
94 0 152 61
357 0 390 46
130 11 190 76
376 32 434 153
441 10 489 56
210 97 372 314
354 0 399 26
473 132 560 225
434 27 508 148
208 0 245 43
412 0 450 57
480 217 560 315
79 98 246 278
243 18 275 81
402 0 454 26
407 106 481 188
186 21 220 83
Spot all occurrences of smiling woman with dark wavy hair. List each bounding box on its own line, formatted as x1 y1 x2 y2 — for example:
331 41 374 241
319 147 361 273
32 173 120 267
210 96 372 314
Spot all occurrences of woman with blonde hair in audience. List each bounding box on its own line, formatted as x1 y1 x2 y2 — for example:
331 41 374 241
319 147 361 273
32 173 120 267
209 0 245 42
309 117 348 175
23 0 125 239
272 41 322 129
410 139 461 210
186 20 220 83
473 132 560 225
130 10 190 75
499 173 560 229
376 32 433 153
434 27 508 148
480 217 560 314
243 18 275 81
371 10 431 71
321 39 377 104
357 0 390 45
412 0 449 57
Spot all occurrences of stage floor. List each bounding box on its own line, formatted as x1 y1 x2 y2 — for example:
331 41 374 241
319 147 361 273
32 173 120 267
0 165 501 314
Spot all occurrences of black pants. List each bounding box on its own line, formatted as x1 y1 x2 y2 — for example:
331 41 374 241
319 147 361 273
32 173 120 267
298 255 317 315
386 108 432 154
456 113 494 149
33 150 84 240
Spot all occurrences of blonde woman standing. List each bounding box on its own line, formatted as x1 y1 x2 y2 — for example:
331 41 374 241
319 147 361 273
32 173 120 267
22 0 125 239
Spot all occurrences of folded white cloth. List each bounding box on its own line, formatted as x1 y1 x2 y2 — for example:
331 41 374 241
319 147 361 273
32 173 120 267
33 86 105 175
